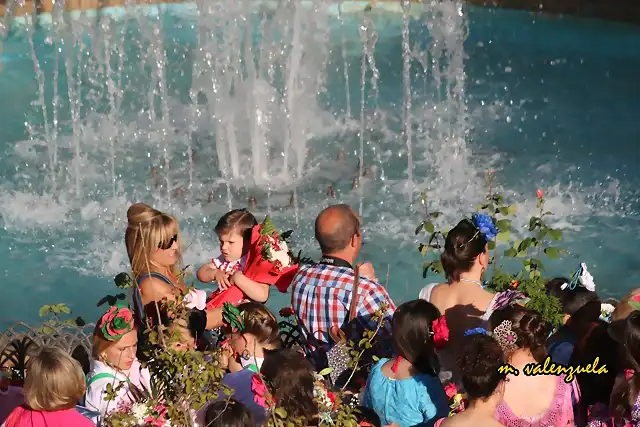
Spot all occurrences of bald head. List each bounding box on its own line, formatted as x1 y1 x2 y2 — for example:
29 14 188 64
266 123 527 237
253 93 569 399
315 204 360 255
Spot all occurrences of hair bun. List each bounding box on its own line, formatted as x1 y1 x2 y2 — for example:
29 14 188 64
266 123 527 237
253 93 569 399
127 203 159 226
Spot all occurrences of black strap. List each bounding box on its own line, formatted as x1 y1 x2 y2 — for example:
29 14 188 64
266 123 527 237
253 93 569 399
319 256 353 269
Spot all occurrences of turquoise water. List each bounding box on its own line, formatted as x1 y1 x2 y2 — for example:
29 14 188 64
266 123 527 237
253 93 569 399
0 4 639 328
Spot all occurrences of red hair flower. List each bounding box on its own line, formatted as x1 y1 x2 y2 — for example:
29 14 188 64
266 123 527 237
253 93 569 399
99 307 134 341
432 316 449 351
444 383 458 399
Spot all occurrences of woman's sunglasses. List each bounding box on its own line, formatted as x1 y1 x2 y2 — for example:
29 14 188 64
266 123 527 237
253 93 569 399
158 234 178 250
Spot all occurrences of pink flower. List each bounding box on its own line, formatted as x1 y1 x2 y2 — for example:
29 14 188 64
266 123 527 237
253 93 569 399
100 306 134 340
444 383 457 399
536 189 544 199
432 316 449 351
251 374 271 409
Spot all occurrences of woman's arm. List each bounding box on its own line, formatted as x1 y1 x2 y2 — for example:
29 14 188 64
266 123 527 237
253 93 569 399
230 272 270 303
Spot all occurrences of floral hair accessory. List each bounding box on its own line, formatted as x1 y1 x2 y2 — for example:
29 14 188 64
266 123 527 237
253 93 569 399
626 369 635 381
600 303 615 322
251 373 273 409
471 213 498 242
561 263 595 292
493 320 518 352
431 316 450 351
222 302 244 333
98 299 134 342
628 295 640 311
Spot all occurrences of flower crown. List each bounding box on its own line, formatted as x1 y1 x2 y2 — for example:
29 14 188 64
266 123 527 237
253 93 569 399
98 300 135 341
458 213 498 249
222 303 244 333
560 263 595 292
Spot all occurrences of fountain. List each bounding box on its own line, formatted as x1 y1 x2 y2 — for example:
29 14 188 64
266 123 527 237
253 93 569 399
0 0 638 326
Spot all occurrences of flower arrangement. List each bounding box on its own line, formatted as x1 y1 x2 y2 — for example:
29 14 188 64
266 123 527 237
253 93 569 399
471 213 498 241
105 400 173 427
444 384 466 416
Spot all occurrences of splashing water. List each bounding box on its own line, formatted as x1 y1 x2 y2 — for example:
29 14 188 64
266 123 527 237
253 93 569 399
0 1 638 326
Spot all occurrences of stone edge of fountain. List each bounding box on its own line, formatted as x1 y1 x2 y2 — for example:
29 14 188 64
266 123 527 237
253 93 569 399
4 1 426 25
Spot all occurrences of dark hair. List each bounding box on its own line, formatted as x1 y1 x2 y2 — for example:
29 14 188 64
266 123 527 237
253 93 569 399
354 406 381 427
545 277 600 317
261 349 318 423
314 204 360 254
457 334 507 402
570 320 620 417
610 312 640 424
489 305 550 363
440 219 487 282
392 300 440 375
215 209 258 241
204 399 254 427
237 302 282 348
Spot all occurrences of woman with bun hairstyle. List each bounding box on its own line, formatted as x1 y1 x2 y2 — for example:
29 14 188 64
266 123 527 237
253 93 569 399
125 203 222 336
419 216 524 340
435 333 507 427
489 305 580 427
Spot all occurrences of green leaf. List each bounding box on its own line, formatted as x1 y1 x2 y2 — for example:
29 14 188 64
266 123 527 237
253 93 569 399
496 219 511 232
39 305 51 317
418 244 428 255
487 241 496 251
518 238 532 252
529 217 541 231
429 211 443 219
58 304 71 314
629 301 640 311
497 231 511 242
424 222 435 234
544 247 561 259
275 407 288 419
414 223 424 235
507 205 517 216
318 368 333 377
548 229 563 241
504 248 517 257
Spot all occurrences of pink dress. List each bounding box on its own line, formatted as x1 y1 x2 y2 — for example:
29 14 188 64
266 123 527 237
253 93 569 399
2 406 94 427
495 375 580 427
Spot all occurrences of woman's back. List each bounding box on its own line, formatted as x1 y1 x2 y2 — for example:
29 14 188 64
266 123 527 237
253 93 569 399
496 375 577 427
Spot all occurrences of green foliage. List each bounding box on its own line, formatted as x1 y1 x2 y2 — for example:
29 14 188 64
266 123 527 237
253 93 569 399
416 171 567 327
37 303 85 335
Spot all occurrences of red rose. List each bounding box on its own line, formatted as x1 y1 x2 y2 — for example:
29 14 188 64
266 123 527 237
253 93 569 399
432 316 449 351
444 383 457 399
536 189 544 199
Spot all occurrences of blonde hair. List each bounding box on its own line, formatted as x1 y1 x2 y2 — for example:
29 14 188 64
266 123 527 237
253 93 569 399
24 347 86 411
125 203 181 280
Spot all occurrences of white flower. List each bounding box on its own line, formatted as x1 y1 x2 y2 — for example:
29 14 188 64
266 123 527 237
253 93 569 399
131 403 148 423
279 240 289 254
601 303 615 316
579 263 596 292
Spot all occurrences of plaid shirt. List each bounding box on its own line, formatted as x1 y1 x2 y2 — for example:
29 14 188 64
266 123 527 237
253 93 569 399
291 262 396 347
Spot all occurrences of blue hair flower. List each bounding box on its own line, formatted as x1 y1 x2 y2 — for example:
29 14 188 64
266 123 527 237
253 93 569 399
471 213 498 241
464 327 489 336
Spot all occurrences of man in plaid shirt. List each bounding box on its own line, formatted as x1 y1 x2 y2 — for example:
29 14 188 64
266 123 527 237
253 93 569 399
291 204 396 349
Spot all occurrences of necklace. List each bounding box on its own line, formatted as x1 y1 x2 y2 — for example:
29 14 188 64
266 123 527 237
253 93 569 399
459 278 484 288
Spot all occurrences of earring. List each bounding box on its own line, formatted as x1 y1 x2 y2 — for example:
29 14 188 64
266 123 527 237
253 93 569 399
241 350 251 361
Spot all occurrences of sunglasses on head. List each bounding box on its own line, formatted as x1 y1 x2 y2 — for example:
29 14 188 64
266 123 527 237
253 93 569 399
158 234 178 250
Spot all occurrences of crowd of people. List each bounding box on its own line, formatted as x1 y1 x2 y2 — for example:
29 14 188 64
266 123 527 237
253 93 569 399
1 201 639 427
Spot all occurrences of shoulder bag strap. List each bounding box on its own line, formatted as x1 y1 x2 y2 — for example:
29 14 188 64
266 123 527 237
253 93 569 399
348 266 360 323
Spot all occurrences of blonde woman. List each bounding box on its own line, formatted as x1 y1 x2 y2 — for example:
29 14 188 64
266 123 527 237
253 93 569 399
2 347 93 427
84 304 151 423
125 203 223 334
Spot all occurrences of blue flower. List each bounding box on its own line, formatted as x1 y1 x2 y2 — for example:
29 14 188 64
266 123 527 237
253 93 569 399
472 213 498 241
464 327 489 336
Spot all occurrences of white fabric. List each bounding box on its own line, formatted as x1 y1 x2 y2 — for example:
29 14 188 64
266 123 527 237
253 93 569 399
418 283 439 302
84 359 151 424
212 254 247 274
184 289 207 310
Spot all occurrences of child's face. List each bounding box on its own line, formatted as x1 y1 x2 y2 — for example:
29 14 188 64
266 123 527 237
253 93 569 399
218 229 245 262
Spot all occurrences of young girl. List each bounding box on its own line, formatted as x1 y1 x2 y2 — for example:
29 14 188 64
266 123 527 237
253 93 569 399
489 305 580 427
223 302 282 373
363 300 449 427
259 349 319 425
436 333 507 427
204 399 254 427
602 311 640 426
545 269 601 365
84 305 151 423
3 347 93 427
197 209 270 303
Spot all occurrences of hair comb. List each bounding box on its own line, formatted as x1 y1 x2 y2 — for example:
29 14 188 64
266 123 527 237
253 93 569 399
493 320 518 352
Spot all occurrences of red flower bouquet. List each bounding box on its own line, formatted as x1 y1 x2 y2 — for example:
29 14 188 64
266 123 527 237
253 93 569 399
432 316 450 351
206 217 299 310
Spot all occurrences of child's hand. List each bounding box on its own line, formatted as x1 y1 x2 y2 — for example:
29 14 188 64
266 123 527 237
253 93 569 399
213 269 232 290
230 270 244 284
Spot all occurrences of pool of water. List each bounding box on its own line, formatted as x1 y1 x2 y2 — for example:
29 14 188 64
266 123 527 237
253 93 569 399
0 2 638 328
